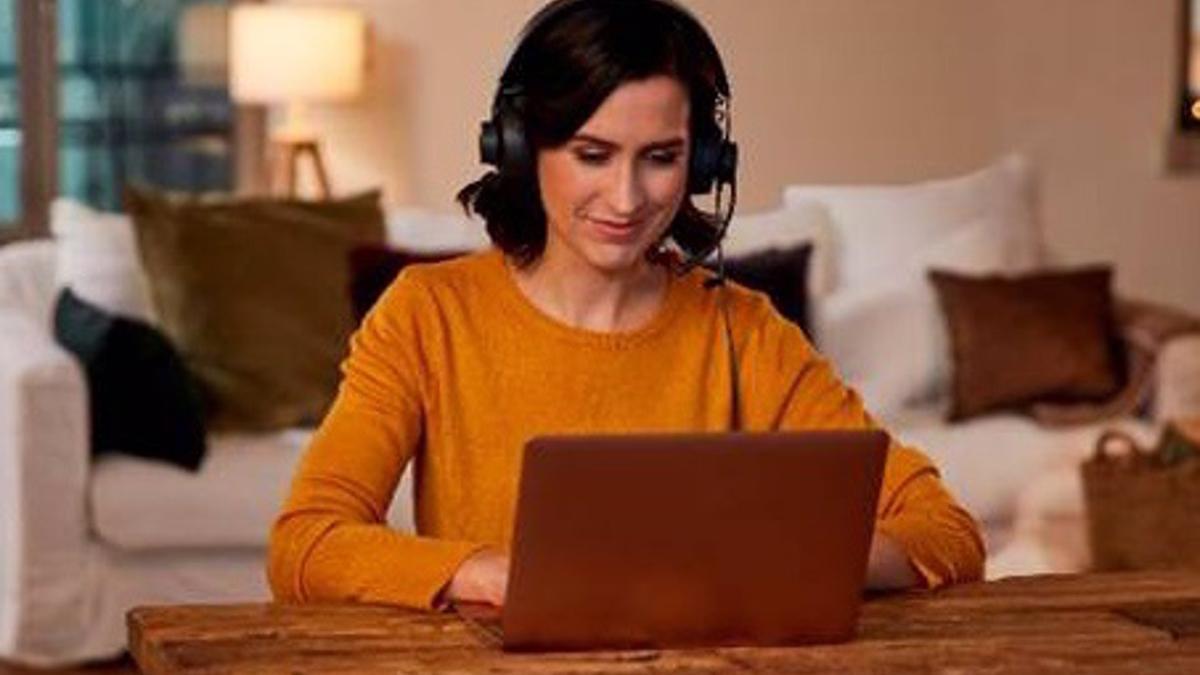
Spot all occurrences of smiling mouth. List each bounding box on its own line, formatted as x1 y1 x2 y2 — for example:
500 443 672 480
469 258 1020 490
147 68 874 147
589 217 643 242
590 217 640 228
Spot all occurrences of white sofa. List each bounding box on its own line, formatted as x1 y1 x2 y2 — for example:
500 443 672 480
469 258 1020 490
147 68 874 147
2 158 1198 666
0 205 490 666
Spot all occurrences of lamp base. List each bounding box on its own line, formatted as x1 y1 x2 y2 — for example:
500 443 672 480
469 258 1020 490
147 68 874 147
267 138 331 199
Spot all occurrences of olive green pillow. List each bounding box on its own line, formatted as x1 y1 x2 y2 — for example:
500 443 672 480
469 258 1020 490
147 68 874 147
126 187 385 431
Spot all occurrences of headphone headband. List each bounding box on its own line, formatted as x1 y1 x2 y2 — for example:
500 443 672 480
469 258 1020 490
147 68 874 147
480 0 737 198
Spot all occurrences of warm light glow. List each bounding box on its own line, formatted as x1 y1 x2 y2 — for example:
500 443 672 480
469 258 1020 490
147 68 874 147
1191 100 1200 121
230 5 365 105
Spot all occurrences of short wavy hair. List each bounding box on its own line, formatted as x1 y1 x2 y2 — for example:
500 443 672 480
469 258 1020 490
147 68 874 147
456 0 728 268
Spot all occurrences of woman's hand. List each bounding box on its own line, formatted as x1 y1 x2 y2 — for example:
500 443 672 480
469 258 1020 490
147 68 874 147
865 532 921 591
445 548 511 607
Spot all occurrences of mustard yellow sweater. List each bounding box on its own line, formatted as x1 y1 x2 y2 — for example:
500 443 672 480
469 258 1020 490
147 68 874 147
268 248 985 609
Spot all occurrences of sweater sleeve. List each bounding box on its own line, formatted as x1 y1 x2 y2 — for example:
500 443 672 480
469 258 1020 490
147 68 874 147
267 274 485 610
742 301 985 589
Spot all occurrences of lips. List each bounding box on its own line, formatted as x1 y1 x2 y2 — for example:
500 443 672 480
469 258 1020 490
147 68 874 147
589 217 642 242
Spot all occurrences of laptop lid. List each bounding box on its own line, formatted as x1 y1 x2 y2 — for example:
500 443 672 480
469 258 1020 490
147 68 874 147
500 430 889 651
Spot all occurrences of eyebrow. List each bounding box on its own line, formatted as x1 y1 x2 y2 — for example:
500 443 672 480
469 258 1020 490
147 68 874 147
571 133 686 151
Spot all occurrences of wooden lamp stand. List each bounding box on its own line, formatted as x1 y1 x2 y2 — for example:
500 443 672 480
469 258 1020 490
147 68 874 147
267 137 331 199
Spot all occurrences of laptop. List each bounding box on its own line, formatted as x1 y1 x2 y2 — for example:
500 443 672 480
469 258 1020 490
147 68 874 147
454 430 888 652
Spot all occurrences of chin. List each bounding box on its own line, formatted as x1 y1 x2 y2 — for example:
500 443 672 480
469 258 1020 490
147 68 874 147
578 243 650 275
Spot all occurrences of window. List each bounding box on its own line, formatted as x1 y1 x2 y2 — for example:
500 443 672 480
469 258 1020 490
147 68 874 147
0 0 21 234
1 0 253 242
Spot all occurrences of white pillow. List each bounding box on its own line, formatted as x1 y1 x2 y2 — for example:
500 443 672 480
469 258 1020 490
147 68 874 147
720 201 836 297
784 154 1039 292
385 208 491 253
49 198 157 324
816 216 1012 417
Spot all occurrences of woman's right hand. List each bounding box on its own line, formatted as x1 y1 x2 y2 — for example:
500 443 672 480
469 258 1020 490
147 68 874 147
445 548 510 607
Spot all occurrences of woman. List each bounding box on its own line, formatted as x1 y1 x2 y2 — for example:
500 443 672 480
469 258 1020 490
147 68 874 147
268 0 984 611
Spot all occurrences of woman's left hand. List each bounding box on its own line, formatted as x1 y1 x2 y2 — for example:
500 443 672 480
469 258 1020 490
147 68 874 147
865 532 921 591
445 547 511 607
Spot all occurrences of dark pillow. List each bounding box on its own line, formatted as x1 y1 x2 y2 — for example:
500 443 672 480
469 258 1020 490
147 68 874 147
53 289 207 471
929 265 1125 421
348 245 467 322
347 243 813 337
125 187 386 432
706 243 814 338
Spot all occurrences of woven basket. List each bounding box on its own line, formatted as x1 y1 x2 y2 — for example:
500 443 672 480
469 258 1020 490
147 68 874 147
1081 423 1200 571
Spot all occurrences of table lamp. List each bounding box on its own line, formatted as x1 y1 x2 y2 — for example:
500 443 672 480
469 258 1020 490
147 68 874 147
230 4 365 198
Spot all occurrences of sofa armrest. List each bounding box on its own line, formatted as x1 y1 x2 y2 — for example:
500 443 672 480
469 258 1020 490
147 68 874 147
1156 334 1200 422
0 311 93 663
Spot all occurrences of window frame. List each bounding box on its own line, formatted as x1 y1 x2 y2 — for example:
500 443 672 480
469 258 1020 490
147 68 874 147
0 0 56 244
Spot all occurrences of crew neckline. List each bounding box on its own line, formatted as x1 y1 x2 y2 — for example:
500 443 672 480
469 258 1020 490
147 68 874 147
486 248 690 349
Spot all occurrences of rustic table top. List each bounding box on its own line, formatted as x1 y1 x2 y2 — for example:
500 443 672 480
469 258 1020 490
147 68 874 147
128 571 1200 674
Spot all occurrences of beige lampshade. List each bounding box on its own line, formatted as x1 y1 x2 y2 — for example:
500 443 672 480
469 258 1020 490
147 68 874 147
230 5 365 105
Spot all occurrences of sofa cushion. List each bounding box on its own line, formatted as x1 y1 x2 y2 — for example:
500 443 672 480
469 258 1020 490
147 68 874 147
89 429 417 550
385 207 491 253
50 198 157 324
54 289 207 470
817 216 1011 416
348 245 467 322
783 153 1039 291
930 265 1124 421
706 242 814 338
126 187 386 432
720 201 835 298
882 404 1156 529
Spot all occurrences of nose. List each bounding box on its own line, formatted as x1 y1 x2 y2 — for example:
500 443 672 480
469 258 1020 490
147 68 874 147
607 158 646 218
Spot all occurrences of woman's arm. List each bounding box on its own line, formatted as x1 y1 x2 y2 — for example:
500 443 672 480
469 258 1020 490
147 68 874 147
267 275 485 610
741 301 985 590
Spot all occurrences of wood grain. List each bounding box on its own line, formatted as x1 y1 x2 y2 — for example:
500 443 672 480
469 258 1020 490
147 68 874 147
128 572 1200 674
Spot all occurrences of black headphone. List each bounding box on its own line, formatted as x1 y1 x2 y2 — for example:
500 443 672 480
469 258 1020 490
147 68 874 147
478 0 738 199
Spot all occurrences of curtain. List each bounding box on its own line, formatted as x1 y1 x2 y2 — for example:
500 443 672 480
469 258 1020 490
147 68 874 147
59 0 232 211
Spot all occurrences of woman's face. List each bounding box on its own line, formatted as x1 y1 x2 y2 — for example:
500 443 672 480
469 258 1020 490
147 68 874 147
536 75 690 277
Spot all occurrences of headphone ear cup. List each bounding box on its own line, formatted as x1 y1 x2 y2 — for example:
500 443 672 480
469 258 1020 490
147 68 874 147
479 120 501 166
688 134 720 195
688 134 738 195
478 103 533 179
498 110 533 179
718 140 738 185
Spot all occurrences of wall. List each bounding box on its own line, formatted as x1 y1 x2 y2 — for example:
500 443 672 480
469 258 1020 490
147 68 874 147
289 0 1200 313
985 0 1199 313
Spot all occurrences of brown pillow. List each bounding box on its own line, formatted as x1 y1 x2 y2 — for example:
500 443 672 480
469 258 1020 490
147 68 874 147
1027 297 1200 426
126 186 385 431
929 265 1124 421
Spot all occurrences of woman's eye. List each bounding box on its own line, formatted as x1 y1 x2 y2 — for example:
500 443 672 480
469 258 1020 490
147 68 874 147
574 150 609 165
647 152 681 166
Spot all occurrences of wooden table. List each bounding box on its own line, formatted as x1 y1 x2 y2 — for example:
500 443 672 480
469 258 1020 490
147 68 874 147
128 572 1200 674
